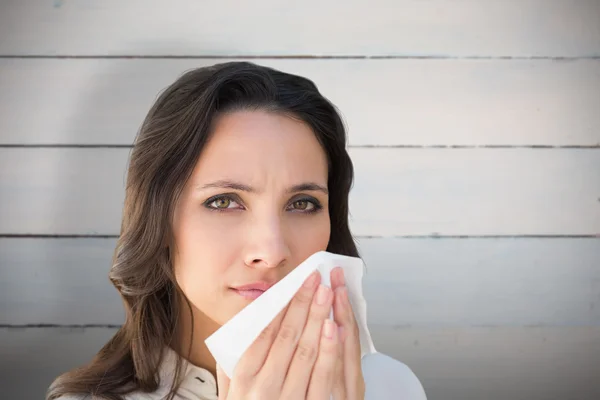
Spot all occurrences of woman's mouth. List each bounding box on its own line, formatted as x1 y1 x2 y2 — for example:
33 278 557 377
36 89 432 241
231 288 266 300
230 281 274 300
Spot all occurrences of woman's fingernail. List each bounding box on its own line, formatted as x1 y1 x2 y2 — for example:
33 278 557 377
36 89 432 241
315 284 330 305
303 271 318 289
339 267 346 285
323 319 336 339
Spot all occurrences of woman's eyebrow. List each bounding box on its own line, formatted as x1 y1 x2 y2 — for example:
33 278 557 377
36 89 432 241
287 183 329 195
196 180 255 192
195 180 328 194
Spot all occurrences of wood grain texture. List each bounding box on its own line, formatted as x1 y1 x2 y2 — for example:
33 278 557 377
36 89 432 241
2 238 598 326
1 59 599 146
1 326 598 400
1 0 599 57
1 148 598 236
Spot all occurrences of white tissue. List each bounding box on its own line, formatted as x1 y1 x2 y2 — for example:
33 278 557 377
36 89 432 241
205 250 377 379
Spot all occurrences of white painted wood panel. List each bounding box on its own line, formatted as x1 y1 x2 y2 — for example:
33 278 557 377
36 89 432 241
1 59 599 146
1 148 598 236
1 0 599 57
0 238 124 325
2 327 598 400
2 238 598 326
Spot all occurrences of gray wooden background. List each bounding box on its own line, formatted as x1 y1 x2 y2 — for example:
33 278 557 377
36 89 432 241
1 1 599 399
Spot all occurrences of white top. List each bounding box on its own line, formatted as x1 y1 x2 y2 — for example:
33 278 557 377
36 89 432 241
56 348 427 399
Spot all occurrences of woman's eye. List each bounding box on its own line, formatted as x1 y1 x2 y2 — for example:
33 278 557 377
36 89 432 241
206 196 241 210
289 198 320 212
293 200 311 210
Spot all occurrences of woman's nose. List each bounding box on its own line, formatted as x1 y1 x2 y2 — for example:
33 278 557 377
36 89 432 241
243 217 291 269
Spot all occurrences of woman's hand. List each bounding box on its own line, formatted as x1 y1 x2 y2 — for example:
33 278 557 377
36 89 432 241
216 270 341 399
330 267 366 400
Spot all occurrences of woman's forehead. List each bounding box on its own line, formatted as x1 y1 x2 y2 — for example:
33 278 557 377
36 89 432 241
192 111 328 183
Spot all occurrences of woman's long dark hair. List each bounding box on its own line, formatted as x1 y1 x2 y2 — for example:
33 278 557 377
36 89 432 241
47 61 360 400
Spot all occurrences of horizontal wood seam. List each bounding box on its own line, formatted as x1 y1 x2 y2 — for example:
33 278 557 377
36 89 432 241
1 145 599 149
1 55 600 60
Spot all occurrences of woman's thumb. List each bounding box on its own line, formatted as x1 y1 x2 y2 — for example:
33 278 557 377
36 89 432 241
216 363 230 400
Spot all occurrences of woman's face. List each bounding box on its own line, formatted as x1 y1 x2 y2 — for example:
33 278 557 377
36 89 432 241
172 110 331 327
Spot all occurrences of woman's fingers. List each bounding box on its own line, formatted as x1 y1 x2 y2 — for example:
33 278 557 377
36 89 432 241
224 269 354 399
232 304 287 381
305 319 340 400
332 267 366 400
216 363 230 400
331 266 347 400
337 285 362 356
259 270 321 391
331 339 347 400
330 266 345 291
280 282 335 398
231 270 322 397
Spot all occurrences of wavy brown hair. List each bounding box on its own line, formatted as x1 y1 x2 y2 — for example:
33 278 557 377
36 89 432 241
47 61 360 400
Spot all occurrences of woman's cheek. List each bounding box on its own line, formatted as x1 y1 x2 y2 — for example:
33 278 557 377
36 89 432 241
175 212 238 281
287 211 331 251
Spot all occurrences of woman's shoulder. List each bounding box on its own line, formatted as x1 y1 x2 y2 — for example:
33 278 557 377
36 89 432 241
361 352 427 400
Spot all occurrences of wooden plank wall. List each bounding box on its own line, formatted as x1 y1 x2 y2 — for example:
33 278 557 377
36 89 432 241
1 1 599 399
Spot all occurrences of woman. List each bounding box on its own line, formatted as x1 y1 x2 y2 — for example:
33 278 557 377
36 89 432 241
48 61 426 400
